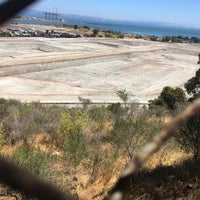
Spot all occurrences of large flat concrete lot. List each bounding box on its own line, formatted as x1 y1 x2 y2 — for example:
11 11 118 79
0 37 199 103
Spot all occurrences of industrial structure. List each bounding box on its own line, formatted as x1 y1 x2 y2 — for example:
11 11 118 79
43 12 60 20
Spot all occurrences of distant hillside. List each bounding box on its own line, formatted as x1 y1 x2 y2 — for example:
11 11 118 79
18 8 109 22
18 8 43 18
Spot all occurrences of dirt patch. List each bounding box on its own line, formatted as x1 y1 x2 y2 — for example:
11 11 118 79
0 37 199 103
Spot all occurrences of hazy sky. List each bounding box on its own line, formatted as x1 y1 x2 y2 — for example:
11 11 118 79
1 0 200 27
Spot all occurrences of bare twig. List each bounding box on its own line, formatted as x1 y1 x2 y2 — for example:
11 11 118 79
0 157 77 200
106 98 200 200
0 0 38 25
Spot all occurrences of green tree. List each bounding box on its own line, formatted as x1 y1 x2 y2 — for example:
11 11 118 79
78 96 91 110
149 86 187 110
184 68 200 101
160 86 187 110
149 97 165 109
116 89 129 108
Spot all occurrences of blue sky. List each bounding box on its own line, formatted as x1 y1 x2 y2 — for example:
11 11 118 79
1 0 200 27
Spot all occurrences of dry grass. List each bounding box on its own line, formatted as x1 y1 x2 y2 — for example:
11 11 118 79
1 130 199 200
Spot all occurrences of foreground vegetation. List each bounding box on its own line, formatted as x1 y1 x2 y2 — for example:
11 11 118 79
0 98 198 199
1 67 200 199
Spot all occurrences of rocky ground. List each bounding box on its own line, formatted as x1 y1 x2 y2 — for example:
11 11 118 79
0 30 199 104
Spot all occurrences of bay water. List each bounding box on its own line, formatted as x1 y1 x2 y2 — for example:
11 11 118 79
10 10 200 38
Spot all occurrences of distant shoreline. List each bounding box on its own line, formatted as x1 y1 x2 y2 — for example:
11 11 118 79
1 18 200 44
10 16 200 38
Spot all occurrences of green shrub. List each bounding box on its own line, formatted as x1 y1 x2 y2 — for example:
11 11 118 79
2 101 61 144
0 98 8 119
107 118 144 159
105 117 163 161
8 146 70 191
58 110 89 137
8 146 52 179
58 110 89 171
88 106 112 131
0 98 20 119
0 128 5 149
175 115 200 163
107 103 121 116
83 139 118 183
73 24 78 29
92 29 99 37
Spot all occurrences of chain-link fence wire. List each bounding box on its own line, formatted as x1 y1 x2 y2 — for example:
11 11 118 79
0 1 200 200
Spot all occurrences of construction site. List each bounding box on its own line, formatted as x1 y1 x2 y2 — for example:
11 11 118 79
0 31 200 104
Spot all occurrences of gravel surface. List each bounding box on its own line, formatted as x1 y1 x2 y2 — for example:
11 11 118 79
0 37 199 103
